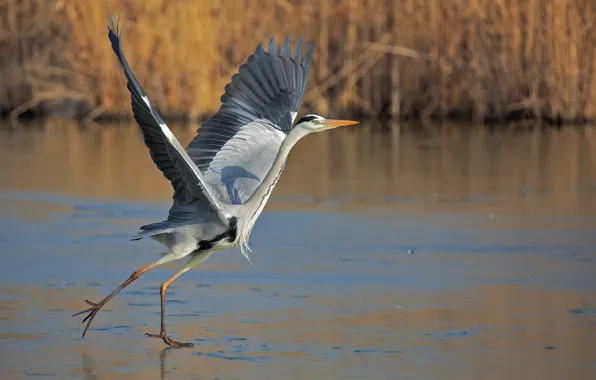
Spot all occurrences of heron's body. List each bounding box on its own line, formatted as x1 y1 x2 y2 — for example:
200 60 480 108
141 218 236 258
73 15 358 348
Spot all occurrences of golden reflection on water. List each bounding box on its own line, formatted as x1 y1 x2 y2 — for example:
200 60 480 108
1 120 595 215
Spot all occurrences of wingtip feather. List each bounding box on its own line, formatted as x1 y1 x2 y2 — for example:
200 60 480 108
107 13 124 38
292 38 304 62
267 36 277 55
302 43 316 69
281 35 291 57
255 42 264 54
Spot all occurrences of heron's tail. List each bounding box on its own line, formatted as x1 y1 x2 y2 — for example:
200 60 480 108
131 221 173 241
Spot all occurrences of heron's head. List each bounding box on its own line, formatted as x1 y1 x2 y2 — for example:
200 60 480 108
294 114 359 133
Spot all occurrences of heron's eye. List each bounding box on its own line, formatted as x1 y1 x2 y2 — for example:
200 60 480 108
312 119 319 124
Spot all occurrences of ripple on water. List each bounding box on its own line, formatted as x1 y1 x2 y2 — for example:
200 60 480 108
24 373 57 377
196 350 268 362
126 302 155 307
352 348 405 355
125 290 148 295
568 308 596 314
223 336 247 341
422 329 476 342
165 299 186 304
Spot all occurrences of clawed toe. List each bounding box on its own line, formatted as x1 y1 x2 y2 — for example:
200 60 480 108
145 332 193 348
73 299 104 337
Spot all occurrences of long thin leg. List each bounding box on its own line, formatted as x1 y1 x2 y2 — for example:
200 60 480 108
73 252 181 338
145 250 213 348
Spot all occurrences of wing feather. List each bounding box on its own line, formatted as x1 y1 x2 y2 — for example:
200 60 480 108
186 36 315 205
107 15 230 224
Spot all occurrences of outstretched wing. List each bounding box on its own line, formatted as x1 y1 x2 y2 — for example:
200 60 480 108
186 36 315 204
107 16 229 223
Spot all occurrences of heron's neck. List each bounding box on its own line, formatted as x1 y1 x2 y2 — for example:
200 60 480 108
245 126 308 210
235 126 308 256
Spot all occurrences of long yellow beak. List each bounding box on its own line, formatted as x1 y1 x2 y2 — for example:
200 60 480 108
324 119 360 127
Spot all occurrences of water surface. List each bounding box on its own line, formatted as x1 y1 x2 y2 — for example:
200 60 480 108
0 120 595 379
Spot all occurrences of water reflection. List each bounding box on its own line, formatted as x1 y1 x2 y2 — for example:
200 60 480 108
0 120 595 215
79 349 174 380
0 120 595 379
80 352 98 380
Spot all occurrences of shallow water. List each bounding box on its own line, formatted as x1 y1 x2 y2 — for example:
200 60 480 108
0 120 595 379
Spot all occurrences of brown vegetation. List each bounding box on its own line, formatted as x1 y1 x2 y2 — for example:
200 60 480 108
1 0 595 123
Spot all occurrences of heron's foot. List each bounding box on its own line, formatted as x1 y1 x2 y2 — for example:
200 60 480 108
72 299 106 338
145 332 194 348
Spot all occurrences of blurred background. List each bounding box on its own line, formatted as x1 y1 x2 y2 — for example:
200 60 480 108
1 1 595 380
1 0 595 122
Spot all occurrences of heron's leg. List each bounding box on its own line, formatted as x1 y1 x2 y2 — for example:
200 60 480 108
73 253 181 338
146 250 213 348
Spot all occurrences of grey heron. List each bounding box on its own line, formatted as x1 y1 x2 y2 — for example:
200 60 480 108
73 15 359 348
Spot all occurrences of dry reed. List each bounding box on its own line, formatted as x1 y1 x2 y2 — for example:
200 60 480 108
1 0 595 123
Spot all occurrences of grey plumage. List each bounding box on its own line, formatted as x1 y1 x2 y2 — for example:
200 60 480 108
107 17 228 232
108 16 315 230
186 35 314 205
74 15 357 348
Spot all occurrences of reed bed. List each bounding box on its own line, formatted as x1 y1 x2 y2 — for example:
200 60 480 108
1 0 595 123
